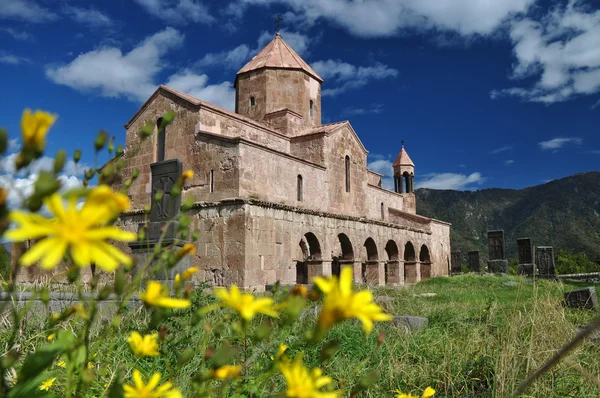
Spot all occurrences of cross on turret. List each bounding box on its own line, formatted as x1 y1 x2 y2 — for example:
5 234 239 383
274 14 283 34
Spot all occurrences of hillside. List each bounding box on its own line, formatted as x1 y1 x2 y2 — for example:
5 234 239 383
416 171 600 261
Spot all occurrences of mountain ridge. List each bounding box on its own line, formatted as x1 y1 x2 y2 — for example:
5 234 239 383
416 171 600 261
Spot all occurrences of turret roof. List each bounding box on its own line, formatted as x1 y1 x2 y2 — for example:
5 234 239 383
236 33 323 82
393 145 415 167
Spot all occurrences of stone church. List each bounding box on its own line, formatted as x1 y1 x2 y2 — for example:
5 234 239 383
118 33 451 291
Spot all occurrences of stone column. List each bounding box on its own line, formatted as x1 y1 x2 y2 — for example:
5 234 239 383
385 260 401 285
365 261 380 286
306 260 324 282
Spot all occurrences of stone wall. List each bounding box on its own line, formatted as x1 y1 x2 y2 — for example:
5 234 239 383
367 170 382 187
182 133 240 202
240 201 448 291
236 69 321 130
196 105 290 153
324 125 369 216
290 134 326 166
238 143 328 210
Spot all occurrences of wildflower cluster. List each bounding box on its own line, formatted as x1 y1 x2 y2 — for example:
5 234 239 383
0 109 436 397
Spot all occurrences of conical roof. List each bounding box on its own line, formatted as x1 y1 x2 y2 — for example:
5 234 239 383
236 33 323 82
393 144 415 167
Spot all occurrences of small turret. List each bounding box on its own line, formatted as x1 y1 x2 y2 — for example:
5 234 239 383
393 141 415 193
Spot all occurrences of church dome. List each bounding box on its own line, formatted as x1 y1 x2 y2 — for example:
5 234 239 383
236 33 323 83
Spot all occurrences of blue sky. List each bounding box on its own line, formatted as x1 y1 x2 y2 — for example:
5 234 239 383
0 0 599 199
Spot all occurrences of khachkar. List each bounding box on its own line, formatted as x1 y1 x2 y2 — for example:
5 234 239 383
517 238 536 276
487 230 508 273
128 158 191 280
468 251 480 272
451 251 462 275
536 246 556 278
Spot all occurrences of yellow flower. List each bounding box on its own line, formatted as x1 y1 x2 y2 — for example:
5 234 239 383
291 285 308 297
140 281 191 309
47 333 55 342
71 304 88 320
182 170 194 180
39 377 56 391
270 344 289 361
313 267 392 338
5 187 136 271
57 360 66 368
21 109 57 153
123 370 182 398
278 355 339 398
211 285 278 321
127 332 159 357
181 266 198 280
396 387 435 398
210 365 242 380
87 362 95 370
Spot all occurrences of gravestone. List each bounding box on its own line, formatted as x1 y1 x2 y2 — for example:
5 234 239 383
468 251 480 272
517 237 536 275
451 251 462 274
537 246 556 277
564 287 598 311
129 158 191 280
487 230 508 273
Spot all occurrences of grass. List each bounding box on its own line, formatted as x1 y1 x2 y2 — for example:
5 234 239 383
3 274 600 397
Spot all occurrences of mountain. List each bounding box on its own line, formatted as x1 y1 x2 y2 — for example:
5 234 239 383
416 171 600 261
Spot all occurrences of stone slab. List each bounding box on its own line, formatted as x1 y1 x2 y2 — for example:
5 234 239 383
150 159 182 223
518 263 536 276
451 251 462 274
468 251 480 272
392 315 429 332
537 246 556 276
487 230 505 260
564 287 599 311
517 238 534 264
488 259 508 274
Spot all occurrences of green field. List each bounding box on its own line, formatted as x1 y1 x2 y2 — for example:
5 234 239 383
3 275 600 397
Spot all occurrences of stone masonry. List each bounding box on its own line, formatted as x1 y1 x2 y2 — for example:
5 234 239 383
114 33 452 291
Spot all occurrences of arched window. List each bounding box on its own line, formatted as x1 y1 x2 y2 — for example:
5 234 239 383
345 155 350 193
156 117 165 162
210 170 214 193
250 96 256 107
309 100 314 117
381 202 384 220
297 175 303 201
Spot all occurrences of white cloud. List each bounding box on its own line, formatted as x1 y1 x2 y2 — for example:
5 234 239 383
165 71 236 110
0 154 87 210
197 44 252 70
0 27 32 40
538 137 582 150
341 103 384 117
458 164 467 168
133 0 214 25
416 172 485 190
45 28 235 107
237 0 533 38
505 159 515 166
592 99 600 109
197 30 310 70
0 0 59 22
585 150 600 154
312 60 398 96
367 155 395 190
63 6 114 28
490 145 513 154
46 28 185 101
492 1 600 104
0 52 31 65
